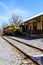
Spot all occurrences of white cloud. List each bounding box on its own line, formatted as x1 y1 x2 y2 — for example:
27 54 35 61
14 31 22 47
0 1 29 18
0 1 32 22
0 1 9 11
0 16 9 21
0 8 31 22
7 8 29 18
0 1 33 27
9 8 32 18
14 9 27 15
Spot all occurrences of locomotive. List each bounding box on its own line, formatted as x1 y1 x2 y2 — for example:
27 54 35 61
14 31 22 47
3 24 23 36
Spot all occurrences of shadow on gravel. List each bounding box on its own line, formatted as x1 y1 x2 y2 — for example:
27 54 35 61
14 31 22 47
34 56 43 65
3 34 43 40
12 35 42 40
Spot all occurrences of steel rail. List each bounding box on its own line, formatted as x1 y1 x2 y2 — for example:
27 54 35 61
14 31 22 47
2 36 42 65
8 36 43 52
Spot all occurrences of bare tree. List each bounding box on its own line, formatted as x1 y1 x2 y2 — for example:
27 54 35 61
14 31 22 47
2 23 9 34
2 23 8 29
9 14 23 26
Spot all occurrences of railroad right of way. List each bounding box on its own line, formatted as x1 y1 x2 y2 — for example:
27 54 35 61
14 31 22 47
2 36 43 65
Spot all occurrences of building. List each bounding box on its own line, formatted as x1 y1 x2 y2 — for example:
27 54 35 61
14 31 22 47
22 13 43 36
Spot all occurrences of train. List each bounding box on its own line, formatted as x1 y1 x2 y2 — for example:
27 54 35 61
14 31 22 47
3 24 24 36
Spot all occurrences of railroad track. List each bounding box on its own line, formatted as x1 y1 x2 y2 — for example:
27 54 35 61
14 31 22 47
8 36 43 51
2 36 43 65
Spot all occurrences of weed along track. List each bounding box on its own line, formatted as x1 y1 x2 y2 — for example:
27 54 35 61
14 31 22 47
2 36 43 65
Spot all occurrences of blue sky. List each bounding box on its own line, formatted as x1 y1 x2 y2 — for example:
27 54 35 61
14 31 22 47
0 0 43 27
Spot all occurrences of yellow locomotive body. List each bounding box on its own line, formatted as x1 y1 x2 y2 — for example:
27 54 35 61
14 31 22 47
3 24 22 35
